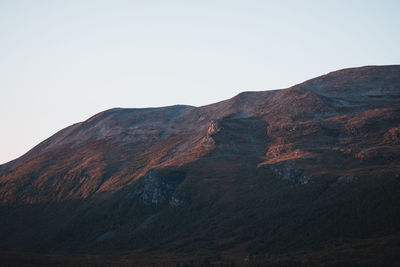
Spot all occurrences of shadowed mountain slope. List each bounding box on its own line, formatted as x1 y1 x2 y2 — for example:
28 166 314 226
0 65 399 265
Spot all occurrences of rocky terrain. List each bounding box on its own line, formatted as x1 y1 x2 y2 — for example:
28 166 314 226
0 65 399 266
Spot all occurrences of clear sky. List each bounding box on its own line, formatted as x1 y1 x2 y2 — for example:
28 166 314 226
1 0 399 164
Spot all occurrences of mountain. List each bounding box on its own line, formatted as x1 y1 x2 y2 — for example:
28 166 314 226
0 65 400 266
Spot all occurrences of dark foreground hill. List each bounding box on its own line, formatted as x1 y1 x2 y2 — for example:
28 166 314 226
1 65 400 266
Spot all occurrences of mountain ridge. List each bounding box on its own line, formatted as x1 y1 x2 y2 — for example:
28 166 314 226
3 65 398 169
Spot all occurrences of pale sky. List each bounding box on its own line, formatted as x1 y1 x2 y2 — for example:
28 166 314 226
1 0 399 164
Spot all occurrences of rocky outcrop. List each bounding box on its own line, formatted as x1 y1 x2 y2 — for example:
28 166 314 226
337 175 358 183
139 169 186 205
384 127 400 144
169 195 184 207
201 120 221 147
268 163 312 185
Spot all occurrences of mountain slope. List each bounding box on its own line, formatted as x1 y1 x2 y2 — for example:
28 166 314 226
0 65 400 265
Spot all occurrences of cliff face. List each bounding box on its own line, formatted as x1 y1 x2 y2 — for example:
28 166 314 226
0 65 399 262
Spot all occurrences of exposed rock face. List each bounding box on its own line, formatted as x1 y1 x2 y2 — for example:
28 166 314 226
0 65 399 261
337 175 358 183
207 120 220 135
200 120 220 147
169 195 184 207
384 127 400 144
139 169 186 205
268 163 312 185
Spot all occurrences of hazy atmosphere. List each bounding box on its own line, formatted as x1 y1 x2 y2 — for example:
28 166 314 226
1 0 399 164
